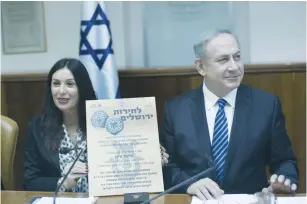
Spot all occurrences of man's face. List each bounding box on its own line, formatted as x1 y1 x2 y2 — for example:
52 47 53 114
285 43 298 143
199 33 244 95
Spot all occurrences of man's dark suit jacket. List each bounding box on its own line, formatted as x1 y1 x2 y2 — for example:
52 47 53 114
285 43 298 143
24 116 62 191
161 84 298 194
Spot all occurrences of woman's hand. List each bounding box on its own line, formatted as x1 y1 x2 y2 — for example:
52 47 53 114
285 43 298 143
160 145 169 167
63 161 88 189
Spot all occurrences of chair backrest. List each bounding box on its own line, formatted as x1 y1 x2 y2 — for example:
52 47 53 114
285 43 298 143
1 115 18 190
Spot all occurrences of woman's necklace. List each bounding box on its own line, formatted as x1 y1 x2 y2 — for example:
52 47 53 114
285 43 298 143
69 131 79 146
63 124 79 146
70 132 78 143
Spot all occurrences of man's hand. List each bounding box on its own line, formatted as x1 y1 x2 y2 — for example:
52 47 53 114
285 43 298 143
187 178 224 200
262 174 297 194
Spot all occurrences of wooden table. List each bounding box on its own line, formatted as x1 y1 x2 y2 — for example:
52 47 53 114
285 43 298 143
1 191 306 204
1 191 192 204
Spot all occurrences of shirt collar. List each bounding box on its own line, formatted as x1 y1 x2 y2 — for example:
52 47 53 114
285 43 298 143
202 81 237 111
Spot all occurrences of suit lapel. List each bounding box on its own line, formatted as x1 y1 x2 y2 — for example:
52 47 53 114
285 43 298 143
39 133 61 173
189 87 214 168
35 118 61 174
49 150 61 173
222 85 251 186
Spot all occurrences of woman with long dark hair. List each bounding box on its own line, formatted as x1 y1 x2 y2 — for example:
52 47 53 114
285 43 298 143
24 58 169 192
24 58 96 192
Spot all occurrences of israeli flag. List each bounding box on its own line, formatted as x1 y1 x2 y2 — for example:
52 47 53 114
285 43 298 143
79 1 120 99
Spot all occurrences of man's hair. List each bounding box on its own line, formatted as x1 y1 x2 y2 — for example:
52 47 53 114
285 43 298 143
193 29 240 59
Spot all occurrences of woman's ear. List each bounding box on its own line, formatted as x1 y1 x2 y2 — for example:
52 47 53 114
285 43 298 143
195 58 206 77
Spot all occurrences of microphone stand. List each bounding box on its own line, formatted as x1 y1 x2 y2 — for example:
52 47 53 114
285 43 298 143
140 166 215 204
53 148 85 204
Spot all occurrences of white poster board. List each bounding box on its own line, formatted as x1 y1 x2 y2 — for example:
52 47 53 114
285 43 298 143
86 97 164 197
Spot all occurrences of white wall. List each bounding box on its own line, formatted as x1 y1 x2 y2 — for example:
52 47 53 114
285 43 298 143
1 1 306 74
2 1 81 74
143 1 232 67
1 1 128 73
249 1 306 63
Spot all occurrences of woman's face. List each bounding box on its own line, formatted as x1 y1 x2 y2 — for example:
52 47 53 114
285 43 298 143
51 68 79 112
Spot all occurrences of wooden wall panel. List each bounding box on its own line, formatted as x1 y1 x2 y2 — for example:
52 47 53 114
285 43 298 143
1 83 8 116
1 63 306 193
3 81 47 191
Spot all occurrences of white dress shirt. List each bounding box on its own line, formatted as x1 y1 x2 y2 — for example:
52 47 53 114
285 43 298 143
202 82 238 145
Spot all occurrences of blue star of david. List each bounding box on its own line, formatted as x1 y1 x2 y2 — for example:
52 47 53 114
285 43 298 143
79 4 114 70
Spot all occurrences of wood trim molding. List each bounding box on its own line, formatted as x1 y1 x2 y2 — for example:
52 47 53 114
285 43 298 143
1 62 306 81
120 62 306 77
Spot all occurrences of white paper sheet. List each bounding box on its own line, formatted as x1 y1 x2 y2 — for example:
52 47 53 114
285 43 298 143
86 97 164 197
191 194 258 204
276 196 307 204
35 197 98 204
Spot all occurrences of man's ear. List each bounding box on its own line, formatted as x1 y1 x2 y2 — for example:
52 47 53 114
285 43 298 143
195 58 206 77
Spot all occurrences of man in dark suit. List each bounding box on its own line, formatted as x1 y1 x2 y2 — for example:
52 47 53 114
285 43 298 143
162 30 298 200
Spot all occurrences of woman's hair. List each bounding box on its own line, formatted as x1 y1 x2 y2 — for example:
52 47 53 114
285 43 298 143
40 58 97 152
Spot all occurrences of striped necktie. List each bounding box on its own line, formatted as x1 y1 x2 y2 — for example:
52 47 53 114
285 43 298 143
212 98 229 183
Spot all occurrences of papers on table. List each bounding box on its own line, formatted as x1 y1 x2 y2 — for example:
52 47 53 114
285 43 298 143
191 194 258 204
277 196 307 204
191 194 307 204
32 196 98 204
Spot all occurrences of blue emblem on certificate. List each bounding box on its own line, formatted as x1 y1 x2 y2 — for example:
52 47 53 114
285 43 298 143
91 111 109 128
105 117 124 135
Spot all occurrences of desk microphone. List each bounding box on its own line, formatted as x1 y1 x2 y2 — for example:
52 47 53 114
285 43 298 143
140 166 215 204
59 147 77 154
59 147 87 162
140 155 216 204
53 147 86 204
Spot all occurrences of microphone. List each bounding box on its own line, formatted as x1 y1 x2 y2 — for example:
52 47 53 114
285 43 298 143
59 147 87 162
140 166 215 204
140 155 216 204
59 147 74 154
53 147 86 204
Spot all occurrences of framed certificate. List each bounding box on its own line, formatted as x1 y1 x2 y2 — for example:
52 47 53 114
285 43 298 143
1 1 47 54
86 97 164 197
